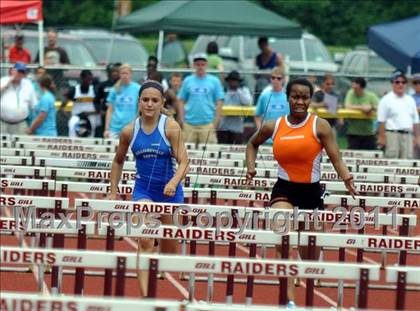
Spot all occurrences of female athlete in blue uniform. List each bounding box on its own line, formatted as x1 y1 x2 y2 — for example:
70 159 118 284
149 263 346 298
108 80 189 295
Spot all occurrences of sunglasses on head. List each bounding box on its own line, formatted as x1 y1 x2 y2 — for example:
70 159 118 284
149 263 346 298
271 76 283 81
393 80 407 85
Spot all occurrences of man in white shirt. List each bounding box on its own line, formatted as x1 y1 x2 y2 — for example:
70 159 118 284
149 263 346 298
377 70 420 158
0 63 38 135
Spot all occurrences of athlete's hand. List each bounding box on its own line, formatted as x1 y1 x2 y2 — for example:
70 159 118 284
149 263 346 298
164 180 177 197
246 168 256 181
344 176 358 200
103 130 110 138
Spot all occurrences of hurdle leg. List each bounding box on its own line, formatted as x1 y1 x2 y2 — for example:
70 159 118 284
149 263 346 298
114 257 127 297
396 271 407 310
37 233 47 293
206 215 217 303
245 211 259 305
357 268 369 309
278 235 289 306
225 209 238 304
74 225 87 295
188 214 198 301
51 200 65 294
104 226 115 296
398 218 409 266
305 236 316 307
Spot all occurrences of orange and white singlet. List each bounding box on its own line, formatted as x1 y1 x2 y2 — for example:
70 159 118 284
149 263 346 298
272 114 323 183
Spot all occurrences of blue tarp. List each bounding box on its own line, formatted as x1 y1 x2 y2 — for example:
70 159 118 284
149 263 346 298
368 15 420 73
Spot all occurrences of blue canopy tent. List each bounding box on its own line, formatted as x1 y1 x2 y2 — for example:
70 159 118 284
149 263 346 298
368 16 420 74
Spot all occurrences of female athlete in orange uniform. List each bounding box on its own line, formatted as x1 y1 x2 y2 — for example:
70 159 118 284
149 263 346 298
246 77 358 305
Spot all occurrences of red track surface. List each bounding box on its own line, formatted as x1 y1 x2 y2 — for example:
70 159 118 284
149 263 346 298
1 191 419 309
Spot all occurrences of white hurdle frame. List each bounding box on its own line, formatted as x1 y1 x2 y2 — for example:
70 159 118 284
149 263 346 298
1 292 181 311
0 246 380 308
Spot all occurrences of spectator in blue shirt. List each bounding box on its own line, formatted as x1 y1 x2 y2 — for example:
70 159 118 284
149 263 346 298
255 66 289 128
104 63 140 139
178 53 224 144
26 74 57 136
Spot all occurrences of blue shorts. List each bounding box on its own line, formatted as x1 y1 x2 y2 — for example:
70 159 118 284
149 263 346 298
132 180 184 203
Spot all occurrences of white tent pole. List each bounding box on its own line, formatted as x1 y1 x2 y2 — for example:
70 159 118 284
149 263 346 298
157 30 164 69
38 20 44 66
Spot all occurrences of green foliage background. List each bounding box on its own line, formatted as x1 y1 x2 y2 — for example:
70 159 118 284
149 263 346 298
43 0 419 46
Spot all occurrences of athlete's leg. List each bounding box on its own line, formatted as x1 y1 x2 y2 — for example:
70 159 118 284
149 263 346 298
160 214 178 254
271 199 295 302
133 195 156 297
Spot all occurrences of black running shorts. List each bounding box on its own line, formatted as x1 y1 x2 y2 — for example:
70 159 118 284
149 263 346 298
270 178 324 210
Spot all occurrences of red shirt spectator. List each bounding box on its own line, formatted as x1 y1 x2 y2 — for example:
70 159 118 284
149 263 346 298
8 35 31 64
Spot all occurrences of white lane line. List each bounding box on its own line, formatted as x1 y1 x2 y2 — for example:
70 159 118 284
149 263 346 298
298 280 338 308
4 208 50 295
123 237 190 300
235 244 337 307
345 249 379 265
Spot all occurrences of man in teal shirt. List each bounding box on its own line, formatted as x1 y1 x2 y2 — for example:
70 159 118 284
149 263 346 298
344 77 379 149
178 53 224 144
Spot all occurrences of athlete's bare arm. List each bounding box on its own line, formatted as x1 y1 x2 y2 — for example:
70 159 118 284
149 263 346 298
317 118 358 198
246 121 275 180
108 123 134 199
164 118 189 196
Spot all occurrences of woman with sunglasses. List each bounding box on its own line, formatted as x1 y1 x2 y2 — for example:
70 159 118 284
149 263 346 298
254 66 289 144
246 77 358 307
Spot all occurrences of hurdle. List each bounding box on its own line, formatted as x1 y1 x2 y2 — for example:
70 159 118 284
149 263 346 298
186 303 332 311
11 135 102 145
1 292 181 311
16 141 117 152
300 232 420 306
386 266 420 310
0 246 380 308
185 175 420 195
16 154 418 176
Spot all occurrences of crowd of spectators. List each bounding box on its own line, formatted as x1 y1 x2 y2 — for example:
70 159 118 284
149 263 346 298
1 33 419 159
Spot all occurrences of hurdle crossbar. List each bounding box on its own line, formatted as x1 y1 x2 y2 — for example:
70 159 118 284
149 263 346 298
0 246 380 280
73 197 417 226
11 135 102 145
300 232 420 253
1 292 181 311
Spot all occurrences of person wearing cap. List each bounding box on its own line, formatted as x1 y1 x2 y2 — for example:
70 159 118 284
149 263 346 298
217 70 252 144
8 34 31 64
377 70 420 158
344 77 379 150
66 70 100 138
178 53 224 144
0 63 37 134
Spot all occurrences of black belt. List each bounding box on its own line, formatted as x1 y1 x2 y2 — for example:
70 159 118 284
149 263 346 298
0 119 26 125
386 129 410 134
